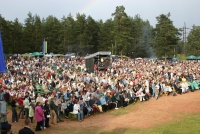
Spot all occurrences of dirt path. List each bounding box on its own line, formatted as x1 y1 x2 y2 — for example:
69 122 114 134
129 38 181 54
8 90 200 133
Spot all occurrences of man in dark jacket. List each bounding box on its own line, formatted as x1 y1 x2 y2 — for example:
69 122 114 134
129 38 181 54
18 119 34 134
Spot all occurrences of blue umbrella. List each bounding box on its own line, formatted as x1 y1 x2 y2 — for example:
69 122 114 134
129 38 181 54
172 58 179 61
0 31 6 73
66 54 72 57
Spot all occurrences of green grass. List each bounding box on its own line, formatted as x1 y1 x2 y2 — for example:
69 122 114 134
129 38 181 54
109 107 129 116
109 102 140 116
100 113 200 134
60 113 200 134
8 103 200 134
10 111 200 134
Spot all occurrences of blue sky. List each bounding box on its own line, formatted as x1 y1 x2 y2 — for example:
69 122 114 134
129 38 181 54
0 0 199 29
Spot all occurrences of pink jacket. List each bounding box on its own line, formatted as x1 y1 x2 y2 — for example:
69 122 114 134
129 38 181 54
35 106 44 122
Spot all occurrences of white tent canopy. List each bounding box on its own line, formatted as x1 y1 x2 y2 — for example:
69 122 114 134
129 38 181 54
84 51 111 59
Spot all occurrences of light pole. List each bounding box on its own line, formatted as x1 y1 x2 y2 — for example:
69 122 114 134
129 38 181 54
111 40 113 54
43 37 48 54
174 48 175 58
182 22 190 54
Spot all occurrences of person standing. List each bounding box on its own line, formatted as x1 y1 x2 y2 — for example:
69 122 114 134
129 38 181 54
44 100 50 128
155 83 160 100
152 81 155 98
55 96 64 122
0 106 10 134
10 96 18 123
49 98 57 125
78 98 84 121
17 94 24 119
34 102 45 131
23 96 29 119
28 102 34 123
18 119 34 134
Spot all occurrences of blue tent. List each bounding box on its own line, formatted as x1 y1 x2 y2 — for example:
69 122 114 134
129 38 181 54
172 58 179 61
0 31 6 73
66 54 72 57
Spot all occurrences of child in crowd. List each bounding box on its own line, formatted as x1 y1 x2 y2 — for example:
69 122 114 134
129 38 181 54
29 102 35 123
61 99 67 114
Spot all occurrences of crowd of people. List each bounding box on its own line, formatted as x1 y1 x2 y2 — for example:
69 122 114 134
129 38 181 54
0 55 200 133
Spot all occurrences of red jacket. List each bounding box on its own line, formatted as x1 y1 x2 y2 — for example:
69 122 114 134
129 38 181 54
18 97 24 106
4 92 10 101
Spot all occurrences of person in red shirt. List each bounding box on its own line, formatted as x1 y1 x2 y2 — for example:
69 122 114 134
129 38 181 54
138 72 142 79
94 64 98 75
4 90 10 103
17 94 24 119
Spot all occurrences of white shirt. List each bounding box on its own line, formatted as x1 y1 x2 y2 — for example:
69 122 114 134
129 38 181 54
23 98 30 108
73 104 80 114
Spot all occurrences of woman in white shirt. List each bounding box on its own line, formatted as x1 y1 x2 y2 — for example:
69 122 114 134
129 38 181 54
73 100 82 121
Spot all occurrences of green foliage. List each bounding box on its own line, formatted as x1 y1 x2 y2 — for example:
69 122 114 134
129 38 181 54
152 13 181 58
187 25 200 55
111 6 133 55
98 19 114 52
1 9 190 57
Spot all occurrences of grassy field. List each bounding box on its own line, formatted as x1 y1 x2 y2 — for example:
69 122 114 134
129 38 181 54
7 97 200 134
101 113 200 134
67 113 200 134
35 107 200 134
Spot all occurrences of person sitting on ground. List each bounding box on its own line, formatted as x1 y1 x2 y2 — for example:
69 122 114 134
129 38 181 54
18 119 34 134
61 99 67 114
96 98 103 112
100 95 108 112
124 90 130 104
89 96 98 114
165 83 172 96
136 87 145 102
127 89 134 103
111 92 119 109
65 98 74 119
105 92 113 110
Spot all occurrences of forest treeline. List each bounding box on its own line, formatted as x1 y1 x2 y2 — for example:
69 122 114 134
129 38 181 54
0 6 199 57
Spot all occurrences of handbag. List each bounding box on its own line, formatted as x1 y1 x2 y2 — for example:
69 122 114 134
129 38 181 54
47 114 51 118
